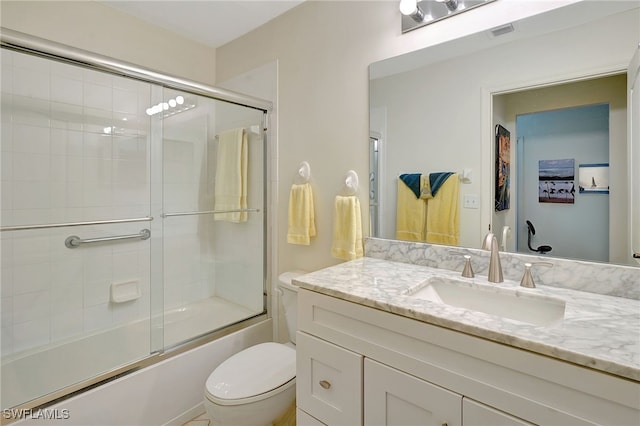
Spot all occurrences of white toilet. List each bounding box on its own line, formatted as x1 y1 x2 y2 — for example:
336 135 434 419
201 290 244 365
204 271 304 426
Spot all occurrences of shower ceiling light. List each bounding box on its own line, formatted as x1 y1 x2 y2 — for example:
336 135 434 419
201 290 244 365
146 95 195 118
401 0 496 33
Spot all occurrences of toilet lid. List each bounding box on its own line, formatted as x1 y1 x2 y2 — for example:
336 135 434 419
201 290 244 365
205 342 296 401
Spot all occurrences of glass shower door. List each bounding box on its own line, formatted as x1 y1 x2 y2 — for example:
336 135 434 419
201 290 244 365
160 88 266 348
1 48 156 409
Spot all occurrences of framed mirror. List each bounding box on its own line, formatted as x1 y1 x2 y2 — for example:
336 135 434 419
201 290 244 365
369 1 640 266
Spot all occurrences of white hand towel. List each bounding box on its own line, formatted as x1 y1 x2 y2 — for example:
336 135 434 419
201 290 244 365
287 182 316 245
331 195 363 261
214 128 247 222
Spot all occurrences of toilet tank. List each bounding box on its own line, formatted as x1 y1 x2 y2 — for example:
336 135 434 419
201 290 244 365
278 271 306 344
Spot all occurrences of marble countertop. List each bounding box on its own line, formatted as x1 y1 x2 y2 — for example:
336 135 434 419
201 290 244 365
294 257 640 382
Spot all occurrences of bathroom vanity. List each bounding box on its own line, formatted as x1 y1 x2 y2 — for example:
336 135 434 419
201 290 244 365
293 241 640 426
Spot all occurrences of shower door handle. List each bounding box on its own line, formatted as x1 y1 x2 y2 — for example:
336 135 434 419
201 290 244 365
65 229 151 248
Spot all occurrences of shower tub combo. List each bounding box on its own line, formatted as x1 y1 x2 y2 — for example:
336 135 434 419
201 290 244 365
0 28 272 416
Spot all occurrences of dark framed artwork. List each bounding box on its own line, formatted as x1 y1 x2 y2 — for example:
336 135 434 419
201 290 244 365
495 125 510 211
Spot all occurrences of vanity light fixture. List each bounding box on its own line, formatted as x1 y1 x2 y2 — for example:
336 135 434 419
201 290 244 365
401 0 496 33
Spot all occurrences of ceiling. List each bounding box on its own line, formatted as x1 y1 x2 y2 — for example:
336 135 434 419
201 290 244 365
100 1 305 48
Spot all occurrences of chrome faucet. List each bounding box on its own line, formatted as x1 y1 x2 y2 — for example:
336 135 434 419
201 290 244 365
482 232 504 283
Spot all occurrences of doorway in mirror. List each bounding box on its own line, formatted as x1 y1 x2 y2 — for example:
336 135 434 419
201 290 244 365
492 75 626 264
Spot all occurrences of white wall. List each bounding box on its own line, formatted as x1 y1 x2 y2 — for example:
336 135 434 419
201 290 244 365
0 1 216 85
215 0 590 275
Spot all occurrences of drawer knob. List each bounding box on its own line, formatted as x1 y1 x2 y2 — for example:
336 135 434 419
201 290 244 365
319 380 331 389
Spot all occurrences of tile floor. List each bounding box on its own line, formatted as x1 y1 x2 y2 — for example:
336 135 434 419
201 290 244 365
182 412 210 426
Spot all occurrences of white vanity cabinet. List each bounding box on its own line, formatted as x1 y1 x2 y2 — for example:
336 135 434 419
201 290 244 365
296 288 640 426
462 399 534 426
364 358 462 426
296 332 363 425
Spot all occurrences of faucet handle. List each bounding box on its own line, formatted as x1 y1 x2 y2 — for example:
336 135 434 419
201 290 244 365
461 255 474 278
448 251 475 278
520 262 553 288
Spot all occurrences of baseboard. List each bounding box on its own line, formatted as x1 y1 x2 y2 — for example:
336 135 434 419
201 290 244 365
163 402 206 426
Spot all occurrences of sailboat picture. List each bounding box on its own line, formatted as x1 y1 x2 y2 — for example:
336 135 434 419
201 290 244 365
578 163 610 194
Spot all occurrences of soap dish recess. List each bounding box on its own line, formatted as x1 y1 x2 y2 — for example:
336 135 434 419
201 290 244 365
110 280 141 303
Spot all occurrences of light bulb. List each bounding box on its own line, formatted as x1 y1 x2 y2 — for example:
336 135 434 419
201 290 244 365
169 99 177 108
399 0 417 16
176 96 184 105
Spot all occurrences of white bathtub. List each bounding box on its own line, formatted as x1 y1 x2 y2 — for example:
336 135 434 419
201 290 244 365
9 319 272 426
2 297 260 411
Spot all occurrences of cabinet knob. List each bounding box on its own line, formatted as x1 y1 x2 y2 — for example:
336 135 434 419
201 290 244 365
441 423 448 426
319 380 331 389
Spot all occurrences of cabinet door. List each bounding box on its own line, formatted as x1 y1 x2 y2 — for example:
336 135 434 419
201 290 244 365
364 359 462 426
463 398 535 426
296 332 363 425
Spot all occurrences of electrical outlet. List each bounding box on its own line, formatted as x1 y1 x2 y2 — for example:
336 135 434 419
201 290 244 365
463 194 480 209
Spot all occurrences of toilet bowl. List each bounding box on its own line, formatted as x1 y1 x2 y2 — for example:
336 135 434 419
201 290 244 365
204 271 304 426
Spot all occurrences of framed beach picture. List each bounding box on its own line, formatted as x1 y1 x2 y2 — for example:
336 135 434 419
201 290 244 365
495 125 510 211
538 159 575 204
578 163 610 194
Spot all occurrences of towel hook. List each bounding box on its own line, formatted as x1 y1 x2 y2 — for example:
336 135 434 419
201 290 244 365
295 161 311 184
343 170 359 195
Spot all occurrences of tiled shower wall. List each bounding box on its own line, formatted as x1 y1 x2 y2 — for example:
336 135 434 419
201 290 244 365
1 48 267 360
0 49 154 357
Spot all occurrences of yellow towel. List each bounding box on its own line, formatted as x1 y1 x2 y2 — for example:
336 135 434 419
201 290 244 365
214 128 247 223
331 195 363 260
287 183 316 245
426 174 460 245
395 175 428 241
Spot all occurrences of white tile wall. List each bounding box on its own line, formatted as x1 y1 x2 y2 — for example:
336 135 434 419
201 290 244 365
0 50 153 357
0 49 267 364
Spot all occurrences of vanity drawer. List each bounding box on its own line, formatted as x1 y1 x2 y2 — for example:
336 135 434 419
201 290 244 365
296 331 363 425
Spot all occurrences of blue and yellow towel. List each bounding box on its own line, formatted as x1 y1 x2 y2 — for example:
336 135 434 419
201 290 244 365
396 172 460 245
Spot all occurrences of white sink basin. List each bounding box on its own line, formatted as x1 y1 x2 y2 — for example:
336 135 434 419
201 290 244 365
407 276 566 326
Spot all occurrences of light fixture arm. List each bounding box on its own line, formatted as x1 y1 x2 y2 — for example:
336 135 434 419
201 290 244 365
437 0 459 12
401 0 496 33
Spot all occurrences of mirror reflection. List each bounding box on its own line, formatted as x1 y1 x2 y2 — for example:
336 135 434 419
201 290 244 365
369 2 640 266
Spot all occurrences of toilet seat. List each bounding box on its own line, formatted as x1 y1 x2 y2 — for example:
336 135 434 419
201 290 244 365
205 342 296 406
